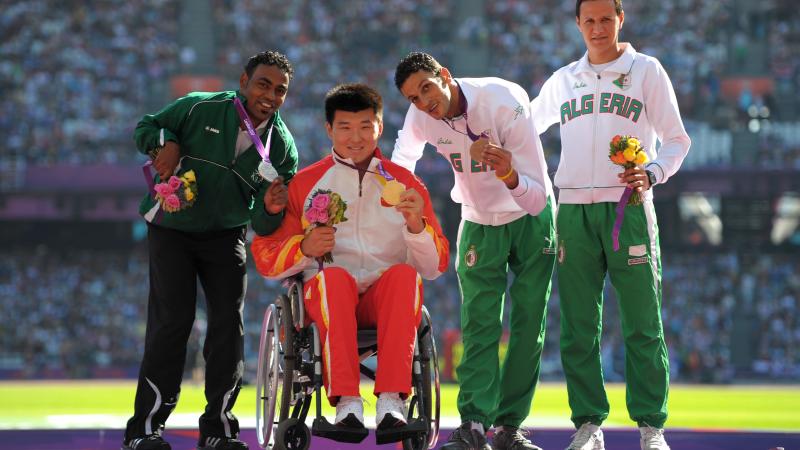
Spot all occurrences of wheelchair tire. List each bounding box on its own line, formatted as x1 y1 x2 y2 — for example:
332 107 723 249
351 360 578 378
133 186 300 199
273 417 311 450
403 306 441 450
255 297 296 449
276 294 296 422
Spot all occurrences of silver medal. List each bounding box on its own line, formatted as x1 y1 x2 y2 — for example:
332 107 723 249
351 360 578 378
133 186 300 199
258 161 278 181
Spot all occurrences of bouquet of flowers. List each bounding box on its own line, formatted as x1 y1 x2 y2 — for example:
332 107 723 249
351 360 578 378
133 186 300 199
153 170 198 212
609 134 648 205
304 189 348 264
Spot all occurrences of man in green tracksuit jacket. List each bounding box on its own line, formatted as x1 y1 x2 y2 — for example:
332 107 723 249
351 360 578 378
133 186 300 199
123 51 298 450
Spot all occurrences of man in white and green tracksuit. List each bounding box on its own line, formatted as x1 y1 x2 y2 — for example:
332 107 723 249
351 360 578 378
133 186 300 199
530 1 691 449
393 52 554 450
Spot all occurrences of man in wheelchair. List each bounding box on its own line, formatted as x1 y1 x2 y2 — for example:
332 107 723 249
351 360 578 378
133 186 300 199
252 83 449 440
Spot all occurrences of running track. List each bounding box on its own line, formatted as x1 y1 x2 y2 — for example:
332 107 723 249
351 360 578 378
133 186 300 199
0 428 797 450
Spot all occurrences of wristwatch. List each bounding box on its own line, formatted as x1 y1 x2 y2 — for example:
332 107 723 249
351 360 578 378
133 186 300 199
645 170 657 187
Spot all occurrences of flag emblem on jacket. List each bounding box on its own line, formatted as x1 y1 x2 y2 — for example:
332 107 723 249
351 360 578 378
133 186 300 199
613 73 631 90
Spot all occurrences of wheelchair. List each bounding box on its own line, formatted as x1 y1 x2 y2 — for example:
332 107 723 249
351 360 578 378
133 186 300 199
255 275 441 450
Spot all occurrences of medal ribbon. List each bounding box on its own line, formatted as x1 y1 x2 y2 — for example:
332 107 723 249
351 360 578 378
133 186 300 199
142 160 163 224
612 186 634 251
233 97 273 163
333 153 393 181
448 81 489 143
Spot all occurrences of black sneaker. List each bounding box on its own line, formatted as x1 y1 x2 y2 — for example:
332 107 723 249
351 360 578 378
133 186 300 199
492 427 542 450
439 423 492 450
121 434 171 450
197 436 249 450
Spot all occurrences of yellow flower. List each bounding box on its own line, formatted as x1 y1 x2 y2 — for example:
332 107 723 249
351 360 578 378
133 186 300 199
185 188 194 201
182 170 196 183
634 151 649 165
627 138 640 149
623 148 636 162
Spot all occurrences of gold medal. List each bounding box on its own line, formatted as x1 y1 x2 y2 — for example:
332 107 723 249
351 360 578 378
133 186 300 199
381 180 405 206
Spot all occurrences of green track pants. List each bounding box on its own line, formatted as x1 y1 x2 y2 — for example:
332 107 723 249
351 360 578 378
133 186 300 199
455 200 556 429
557 201 669 429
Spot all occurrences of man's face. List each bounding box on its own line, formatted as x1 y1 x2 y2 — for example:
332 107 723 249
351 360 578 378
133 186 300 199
325 108 383 165
576 0 624 62
239 64 289 123
400 69 454 120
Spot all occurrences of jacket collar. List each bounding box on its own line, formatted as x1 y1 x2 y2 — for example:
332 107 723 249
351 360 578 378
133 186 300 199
453 79 479 118
573 43 636 76
331 147 384 173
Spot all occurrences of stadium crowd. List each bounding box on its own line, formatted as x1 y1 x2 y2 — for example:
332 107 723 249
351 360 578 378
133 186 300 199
0 0 180 166
2 0 798 167
1 246 797 382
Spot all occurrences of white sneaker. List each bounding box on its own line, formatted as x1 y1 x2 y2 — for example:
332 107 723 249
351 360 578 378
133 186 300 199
375 392 407 428
335 396 364 427
639 425 670 450
565 423 604 450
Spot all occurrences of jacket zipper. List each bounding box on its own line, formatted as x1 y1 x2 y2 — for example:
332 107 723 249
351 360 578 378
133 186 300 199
355 168 366 272
591 73 601 201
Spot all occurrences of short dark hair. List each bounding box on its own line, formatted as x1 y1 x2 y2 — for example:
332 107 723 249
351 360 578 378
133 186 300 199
576 0 623 17
394 52 443 91
324 83 383 125
244 50 294 80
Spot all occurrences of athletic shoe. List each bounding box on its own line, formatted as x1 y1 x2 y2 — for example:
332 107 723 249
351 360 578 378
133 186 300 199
492 427 542 450
639 425 670 450
439 422 492 450
376 392 407 429
121 434 171 450
196 436 248 449
565 423 604 450
335 395 364 428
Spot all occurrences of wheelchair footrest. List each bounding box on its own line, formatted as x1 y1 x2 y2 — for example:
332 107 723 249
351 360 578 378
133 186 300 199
375 418 428 444
311 416 369 443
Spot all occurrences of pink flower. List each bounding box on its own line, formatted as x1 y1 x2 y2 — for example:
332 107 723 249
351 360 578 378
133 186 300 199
168 176 183 190
305 207 320 223
316 209 329 224
165 194 181 209
154 183 174 197
311 193 331 210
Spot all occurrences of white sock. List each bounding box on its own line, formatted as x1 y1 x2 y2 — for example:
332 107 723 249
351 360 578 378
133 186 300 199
584 423 600 433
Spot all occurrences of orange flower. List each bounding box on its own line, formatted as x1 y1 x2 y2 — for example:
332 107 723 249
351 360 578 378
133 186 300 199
611 135 622 148
610 151 627 165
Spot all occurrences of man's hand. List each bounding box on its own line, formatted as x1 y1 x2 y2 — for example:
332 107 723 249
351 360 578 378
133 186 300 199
396 188 425 234
482 144 519 189
154 141 180 180
300 226 336 258
264 176 288 215
618 167 651 192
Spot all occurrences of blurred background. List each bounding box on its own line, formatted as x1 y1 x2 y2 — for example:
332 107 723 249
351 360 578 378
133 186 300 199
0 0 798 389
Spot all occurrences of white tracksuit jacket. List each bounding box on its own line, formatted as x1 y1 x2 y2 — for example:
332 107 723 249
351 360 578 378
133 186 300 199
530 44 690 204
393 77 553 226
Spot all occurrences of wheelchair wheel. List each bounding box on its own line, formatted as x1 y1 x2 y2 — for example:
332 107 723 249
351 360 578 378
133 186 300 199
255 296 295 449
273 417 311 450
403 306 441 450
